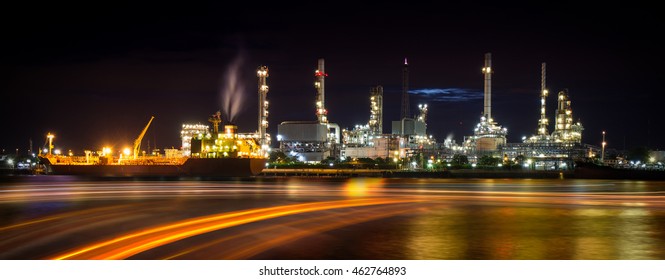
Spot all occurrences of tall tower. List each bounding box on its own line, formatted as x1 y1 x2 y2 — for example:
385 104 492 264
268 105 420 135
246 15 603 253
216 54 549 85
314 58 328 123
257 66 269 150
538 62 549 136
482 53 492 119
465 52 506 153
369 85 383 135
401 58 409 120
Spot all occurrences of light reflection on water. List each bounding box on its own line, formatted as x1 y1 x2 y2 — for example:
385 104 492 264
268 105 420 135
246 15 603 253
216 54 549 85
393 205 662 260
1 177 665 260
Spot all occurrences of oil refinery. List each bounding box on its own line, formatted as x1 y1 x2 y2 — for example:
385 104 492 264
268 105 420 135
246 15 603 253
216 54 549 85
271 54 600 172
21 52 641 177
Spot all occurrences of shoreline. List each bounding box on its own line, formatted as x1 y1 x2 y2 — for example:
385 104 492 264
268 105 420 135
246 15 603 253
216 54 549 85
3 167 665 181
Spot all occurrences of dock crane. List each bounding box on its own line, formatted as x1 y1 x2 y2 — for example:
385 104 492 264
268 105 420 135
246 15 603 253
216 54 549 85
134 116 155 159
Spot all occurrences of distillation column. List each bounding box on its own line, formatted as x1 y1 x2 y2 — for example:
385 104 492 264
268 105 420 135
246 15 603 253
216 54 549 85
482 53 492 119
554 89 573 140
538 62 549 136
552 88 583 143
315 58 328 124
257 66 269 151
369 85 383 135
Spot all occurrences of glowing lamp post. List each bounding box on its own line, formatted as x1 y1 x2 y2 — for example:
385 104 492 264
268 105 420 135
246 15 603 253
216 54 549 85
601 131 606 164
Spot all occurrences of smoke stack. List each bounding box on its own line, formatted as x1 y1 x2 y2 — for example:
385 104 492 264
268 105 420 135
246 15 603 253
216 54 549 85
401 58 409 120
315 58 327 123
224 124 238 139
482 53 492 119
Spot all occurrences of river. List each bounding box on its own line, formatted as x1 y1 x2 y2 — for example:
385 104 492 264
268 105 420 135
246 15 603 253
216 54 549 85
1 176 664 259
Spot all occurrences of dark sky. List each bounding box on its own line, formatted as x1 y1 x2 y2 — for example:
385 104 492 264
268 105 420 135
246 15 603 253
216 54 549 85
2 2 663 155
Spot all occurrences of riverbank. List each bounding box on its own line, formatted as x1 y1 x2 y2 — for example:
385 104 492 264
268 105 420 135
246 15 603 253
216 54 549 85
4 166 664 180
260 168 569 179
261 167 665 180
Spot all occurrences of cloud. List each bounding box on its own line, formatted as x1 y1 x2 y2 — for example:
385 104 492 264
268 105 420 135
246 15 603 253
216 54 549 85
409 88 483 102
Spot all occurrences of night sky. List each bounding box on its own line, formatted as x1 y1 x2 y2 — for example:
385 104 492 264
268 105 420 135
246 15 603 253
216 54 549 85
2 2 663 155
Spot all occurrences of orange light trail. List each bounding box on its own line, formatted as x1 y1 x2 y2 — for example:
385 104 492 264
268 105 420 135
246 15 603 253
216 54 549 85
223 204 421 259
52 197 425 260
164 203 430 259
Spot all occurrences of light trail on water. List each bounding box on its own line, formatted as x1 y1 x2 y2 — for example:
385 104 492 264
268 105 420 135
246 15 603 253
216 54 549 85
51 197 426 260
2 178 664 260
163 203 432 259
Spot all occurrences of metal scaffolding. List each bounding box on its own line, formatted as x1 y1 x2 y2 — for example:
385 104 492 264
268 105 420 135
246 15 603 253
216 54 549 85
257 66 269 153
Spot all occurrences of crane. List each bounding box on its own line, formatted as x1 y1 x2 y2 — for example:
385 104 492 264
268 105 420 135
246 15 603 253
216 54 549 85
134 116 155 159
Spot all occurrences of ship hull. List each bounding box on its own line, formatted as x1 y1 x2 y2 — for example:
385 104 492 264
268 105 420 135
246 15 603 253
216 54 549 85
41 157 266 177
182 158 266 177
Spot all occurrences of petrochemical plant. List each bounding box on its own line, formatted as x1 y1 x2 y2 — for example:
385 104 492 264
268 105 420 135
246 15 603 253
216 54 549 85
275 53 599 170
17 53 613 176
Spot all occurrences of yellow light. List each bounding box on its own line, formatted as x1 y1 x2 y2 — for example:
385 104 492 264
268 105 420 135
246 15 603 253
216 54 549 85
123 148 131 156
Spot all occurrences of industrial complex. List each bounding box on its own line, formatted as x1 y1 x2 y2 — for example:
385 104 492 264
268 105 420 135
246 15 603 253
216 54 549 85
275 53 600 171
10 52 654 176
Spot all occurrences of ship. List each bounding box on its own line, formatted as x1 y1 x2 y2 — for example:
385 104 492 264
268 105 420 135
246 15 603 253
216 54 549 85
39 112 268 177
39 157 266 177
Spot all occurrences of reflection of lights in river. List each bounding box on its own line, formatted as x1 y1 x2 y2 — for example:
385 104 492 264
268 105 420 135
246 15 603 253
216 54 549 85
2 179 665 260
343 178 384 197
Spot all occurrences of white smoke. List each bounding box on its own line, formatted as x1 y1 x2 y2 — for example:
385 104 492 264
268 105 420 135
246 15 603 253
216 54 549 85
220 54 246 123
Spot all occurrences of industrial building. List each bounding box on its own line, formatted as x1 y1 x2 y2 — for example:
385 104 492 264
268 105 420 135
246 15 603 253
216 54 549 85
339 59 436 165
278 121 331 162
392 104 433 147
391 59 435 147
180 123 209 156
278 59 341 163
340 85 402 160
342 85 384 147
342 135 401 160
